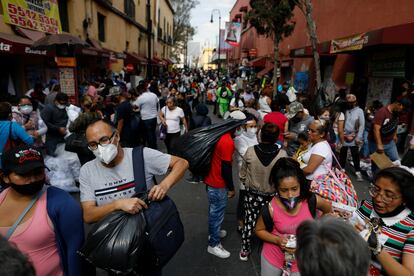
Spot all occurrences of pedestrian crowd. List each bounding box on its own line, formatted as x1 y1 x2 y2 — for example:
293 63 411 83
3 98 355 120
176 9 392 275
0 68 413 276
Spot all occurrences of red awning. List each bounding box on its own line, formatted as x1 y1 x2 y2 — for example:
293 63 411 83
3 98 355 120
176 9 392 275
151 57 163 65
291 22 414 58
125 52 148 64
0 32 48 56
257 63 274 77
249 56 267 67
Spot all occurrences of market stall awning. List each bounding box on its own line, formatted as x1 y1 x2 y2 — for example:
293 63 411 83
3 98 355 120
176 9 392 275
291 22 414 58
257 63 274 78
249 56 267 67
125 52 148 64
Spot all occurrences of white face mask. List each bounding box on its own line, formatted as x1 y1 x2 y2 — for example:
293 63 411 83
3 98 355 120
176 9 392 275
56 104 66 110
19 105 33 115
92 142 118 164
245 127 257 138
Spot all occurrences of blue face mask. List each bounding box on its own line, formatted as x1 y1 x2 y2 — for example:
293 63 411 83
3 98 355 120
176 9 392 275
279 195 300 210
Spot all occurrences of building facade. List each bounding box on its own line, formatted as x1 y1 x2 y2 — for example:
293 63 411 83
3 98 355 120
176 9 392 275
0 0 174 99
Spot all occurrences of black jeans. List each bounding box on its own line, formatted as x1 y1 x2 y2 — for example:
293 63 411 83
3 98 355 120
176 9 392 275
142 118 158 149
339 145 361 171
164 132 180 153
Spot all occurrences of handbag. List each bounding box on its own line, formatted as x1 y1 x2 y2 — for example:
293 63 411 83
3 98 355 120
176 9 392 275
310 149 358 213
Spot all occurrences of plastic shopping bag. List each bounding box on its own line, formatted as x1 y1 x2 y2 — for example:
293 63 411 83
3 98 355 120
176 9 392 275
78 210 147 275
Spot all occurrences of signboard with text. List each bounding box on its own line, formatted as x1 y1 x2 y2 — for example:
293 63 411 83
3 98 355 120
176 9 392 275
59 68 76 97
1 0 62 34
330 33 368 54
224 22 241 47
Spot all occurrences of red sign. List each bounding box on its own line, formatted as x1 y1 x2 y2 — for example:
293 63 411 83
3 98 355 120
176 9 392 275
126 63 134 72
249 48 257 57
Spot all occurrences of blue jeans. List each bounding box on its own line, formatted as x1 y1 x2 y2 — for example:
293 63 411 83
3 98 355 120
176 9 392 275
207 186 228 247
369 140 399 173
360 129 370 158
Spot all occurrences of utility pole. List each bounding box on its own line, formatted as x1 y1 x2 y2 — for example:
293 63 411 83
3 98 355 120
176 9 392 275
147 0 152 79
211 9 221 75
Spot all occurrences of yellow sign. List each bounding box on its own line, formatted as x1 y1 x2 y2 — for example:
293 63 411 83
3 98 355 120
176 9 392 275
2 0 62 34
330 33 368 54
55 57 76 67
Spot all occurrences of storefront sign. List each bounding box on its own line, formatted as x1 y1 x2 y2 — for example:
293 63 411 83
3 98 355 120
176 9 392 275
125 63 134 72
249 48 257 57
55 57 76 67
2 0 62 34
330 33 368 54
0 42 12 52
25 46 46 55
59 67 76 96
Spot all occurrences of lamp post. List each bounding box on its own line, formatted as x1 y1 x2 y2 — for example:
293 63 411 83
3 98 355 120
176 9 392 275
147 0 152 79
210 9 221 74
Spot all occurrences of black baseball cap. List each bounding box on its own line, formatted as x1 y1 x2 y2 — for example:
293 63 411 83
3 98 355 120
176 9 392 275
1 145 46 175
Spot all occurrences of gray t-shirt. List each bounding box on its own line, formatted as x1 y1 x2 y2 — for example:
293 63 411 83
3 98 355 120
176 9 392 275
135 91 159 120
79 147 171 206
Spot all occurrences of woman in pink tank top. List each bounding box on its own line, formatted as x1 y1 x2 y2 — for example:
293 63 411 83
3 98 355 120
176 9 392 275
255 158 332 276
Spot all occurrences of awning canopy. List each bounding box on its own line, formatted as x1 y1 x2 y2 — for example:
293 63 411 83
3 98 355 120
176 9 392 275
249 56 267 67
125 52 148 64
257 63 275 78
291 22 414 58
0 32 47 56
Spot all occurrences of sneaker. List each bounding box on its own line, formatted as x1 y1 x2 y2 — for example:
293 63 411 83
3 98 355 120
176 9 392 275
239 250 250 261
208 229 227 240
355 171 364 182
207 244 230 259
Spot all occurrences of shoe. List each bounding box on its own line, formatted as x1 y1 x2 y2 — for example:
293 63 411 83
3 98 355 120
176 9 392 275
207 244 230 259
208 229 227 240
239 250 250 261
355 171 364 182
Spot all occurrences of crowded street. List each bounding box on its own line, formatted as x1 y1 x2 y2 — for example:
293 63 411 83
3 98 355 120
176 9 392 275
1 0 414 276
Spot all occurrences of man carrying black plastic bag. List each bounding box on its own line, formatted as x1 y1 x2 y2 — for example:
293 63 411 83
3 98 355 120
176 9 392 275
78 119 188 275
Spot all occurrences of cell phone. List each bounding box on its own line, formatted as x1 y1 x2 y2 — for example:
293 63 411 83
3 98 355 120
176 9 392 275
285 235 296 249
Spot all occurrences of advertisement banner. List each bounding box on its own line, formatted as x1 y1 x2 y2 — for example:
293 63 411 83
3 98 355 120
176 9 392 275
224 22 241 47
1 0 62 34
330 33 368 54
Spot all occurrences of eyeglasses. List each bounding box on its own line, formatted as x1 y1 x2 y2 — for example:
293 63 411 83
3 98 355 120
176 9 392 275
369 184 402 204
87 131 116 151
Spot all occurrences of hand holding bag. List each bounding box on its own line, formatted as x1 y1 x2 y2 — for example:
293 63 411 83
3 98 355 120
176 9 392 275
159 107 168 140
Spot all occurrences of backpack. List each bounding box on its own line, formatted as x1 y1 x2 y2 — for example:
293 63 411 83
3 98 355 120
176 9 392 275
261 193 317 232
132 147 185 271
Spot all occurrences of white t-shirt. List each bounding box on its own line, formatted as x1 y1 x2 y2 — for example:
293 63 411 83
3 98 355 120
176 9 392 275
230 98 244 109
135 91 159 120
302 140 333 180
79 147 171 206
161 106 184 134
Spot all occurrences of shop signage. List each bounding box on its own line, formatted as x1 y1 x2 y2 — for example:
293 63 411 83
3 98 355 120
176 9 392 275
59 67 76 96
0 42 12 52
126 63 134 72
55 57 76 67
330 33 368 54
249 48 257 57
1 0 62 34
25 46 46 55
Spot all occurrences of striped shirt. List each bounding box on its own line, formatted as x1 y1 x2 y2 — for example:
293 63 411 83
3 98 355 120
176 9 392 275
356 200 414 271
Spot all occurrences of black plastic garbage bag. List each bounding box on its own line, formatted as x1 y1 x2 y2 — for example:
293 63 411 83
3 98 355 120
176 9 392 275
171 119 245 176
78 210 147 275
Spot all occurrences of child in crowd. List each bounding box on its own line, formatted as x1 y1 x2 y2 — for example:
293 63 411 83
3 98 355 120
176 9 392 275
293 132 310 168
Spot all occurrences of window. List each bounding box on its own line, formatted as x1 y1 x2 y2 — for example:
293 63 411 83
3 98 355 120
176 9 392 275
124 0 135 19
98 13 106 42
58 0 69 32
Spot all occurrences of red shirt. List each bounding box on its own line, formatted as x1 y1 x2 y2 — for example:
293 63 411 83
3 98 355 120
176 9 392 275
204 133 234 188
264 112 288 142
369 106 397 144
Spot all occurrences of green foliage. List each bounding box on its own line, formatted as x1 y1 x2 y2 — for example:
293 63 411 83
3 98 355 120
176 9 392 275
245 0 297 42
170 0 199 59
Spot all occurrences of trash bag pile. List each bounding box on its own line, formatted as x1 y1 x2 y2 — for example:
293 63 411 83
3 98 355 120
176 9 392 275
44 144 81 192
171 119 245 176
78 210 147 275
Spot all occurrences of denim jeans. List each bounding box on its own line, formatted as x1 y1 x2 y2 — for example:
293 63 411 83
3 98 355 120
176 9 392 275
369 140 399 173
360 129 370 158
142 118 157 149
207 186 228 247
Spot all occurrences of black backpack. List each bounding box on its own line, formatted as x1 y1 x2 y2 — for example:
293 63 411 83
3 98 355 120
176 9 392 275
261 193 317 232
132 147 185 271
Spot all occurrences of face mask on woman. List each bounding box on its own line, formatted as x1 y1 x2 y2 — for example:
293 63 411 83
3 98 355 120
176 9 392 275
245 127 257 138
279 195 300 210
19 105 33 115
10 179 44 196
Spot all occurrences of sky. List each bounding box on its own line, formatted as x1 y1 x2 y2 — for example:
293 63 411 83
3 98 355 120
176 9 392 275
189 0 235 49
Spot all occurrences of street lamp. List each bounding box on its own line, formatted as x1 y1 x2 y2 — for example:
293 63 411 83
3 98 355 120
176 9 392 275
210 9 221 74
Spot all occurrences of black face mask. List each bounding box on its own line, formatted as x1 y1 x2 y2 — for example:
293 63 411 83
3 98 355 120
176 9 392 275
10 179 45 196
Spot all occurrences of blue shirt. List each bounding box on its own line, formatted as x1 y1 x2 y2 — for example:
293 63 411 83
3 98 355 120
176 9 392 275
0 120 34 168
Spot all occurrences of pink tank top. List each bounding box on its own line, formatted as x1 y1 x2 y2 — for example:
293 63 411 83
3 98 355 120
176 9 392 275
262 197 313 272
0 188 63 276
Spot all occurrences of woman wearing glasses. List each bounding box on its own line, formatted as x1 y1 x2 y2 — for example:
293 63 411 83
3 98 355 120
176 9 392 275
299 120 333 181
353 167 414 275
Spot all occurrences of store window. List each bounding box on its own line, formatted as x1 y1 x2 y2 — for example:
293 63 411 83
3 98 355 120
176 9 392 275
98 13 106 42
